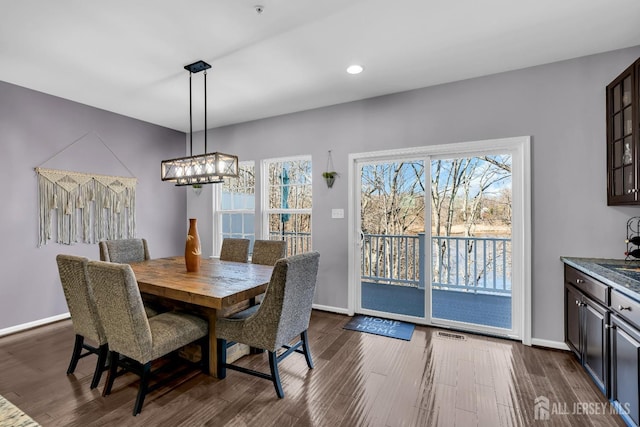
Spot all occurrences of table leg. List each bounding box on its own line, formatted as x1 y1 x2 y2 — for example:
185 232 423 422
205 309 218 378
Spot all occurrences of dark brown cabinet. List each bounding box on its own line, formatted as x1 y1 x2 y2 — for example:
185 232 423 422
610 313 640 426
583 298 608 393
607 57 640 205
564 279 608 394
564 262 640 427
565 284 582 356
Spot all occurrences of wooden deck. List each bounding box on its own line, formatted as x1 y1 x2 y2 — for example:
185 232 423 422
361 282 512 329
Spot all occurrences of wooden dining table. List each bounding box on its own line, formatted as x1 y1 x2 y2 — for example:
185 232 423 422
129 256 273 378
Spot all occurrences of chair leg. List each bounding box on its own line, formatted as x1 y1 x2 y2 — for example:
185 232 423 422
216 339 227 379
268 351 284 398
200 337 210 375
133 362 151 416
102 351 119 397
67 334 84 374
90 343 109 389
301 330 314 369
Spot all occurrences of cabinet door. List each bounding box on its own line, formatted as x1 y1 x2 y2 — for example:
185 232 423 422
583 297 608 394
565 284 582 358
607 61 638 205
610 314 640 426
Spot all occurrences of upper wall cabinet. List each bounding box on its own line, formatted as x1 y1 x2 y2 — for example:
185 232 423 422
607 58 640 205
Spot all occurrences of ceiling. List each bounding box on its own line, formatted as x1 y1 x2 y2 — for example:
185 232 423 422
2 0 639 133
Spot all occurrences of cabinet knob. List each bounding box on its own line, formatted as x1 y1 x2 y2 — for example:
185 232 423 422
575 279 585 284
575 300 581 306
618 305 631 311
605 324 613 329
628 189 639 194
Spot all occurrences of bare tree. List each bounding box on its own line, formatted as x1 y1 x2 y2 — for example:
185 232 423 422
430 155 512 288
360 162 425 282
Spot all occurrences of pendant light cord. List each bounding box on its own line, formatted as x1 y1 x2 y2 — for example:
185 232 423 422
189 72 193 156
188 69 208 155
204 70 207 154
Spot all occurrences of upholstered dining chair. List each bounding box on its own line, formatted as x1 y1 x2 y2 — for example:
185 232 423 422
249 240 288 306
87 260 209 416
251 240 287 266
216 251 320 398
56 254 109 390
98 238 150 263
99 238 164 316
219 238 250 263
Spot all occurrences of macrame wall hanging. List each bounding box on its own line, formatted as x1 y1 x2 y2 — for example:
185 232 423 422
35 132 137 246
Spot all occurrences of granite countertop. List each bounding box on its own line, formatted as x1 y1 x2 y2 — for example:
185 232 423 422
561 257 640 300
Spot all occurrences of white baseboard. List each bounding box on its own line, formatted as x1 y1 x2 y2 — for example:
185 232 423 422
0 313 70 338
0 311 571 354
312 304 350 315
1 306 349 338
531 338 569 351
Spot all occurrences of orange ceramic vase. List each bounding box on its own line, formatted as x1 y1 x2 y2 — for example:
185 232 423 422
185 218 201 272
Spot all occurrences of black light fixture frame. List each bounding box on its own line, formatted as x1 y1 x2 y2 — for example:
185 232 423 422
160 60 239 186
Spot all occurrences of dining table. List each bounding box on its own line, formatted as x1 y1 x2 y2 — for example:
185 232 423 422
129 256 273 378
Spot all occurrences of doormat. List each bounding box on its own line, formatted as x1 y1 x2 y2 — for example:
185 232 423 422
343 315 415 341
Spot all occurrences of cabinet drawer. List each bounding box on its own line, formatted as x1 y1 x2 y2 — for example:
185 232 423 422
564 265 609 305
611 290 640 328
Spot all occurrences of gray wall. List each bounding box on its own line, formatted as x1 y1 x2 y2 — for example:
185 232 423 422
192 45 640 344
0 81 187 330
3 46 640 343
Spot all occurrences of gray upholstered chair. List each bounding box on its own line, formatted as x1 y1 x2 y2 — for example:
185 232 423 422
56 254 109 389
98 238 150 263
251 240 287 266
219 238 250 263
87 261 209 416
99 238 163 316
216 251 320 398
250 240 288 305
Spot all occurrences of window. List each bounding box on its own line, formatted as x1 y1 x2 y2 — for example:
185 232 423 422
215 161 255 254
263 156 312 256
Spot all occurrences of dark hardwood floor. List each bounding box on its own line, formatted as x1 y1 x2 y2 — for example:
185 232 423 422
0 311 626 426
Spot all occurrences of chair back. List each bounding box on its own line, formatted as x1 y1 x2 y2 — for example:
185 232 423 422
56 255 107 345
251 240 287 266
87 261 153 362
246 251 319 350
219 238 250 262
99 238 150 263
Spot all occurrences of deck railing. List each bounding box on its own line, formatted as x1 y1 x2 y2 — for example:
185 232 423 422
268 231 312 256
361 233 511 295
266 231 511 295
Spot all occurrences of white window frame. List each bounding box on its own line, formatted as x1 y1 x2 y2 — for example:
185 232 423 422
214 160 256 257
261 155 312 254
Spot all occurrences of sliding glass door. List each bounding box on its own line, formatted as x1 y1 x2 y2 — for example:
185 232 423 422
351 138 528 340
358 159 426 318
430 155 513 332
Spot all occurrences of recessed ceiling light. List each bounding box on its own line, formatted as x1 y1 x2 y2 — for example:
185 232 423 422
346 65 364 75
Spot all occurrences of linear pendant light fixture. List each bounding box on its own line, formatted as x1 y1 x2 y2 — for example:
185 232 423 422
161 60 239 186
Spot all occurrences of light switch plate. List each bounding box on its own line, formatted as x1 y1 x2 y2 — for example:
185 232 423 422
331 208 344 219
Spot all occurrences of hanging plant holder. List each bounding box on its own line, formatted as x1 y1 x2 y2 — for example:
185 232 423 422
324 150 338 189
323 172 337 188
